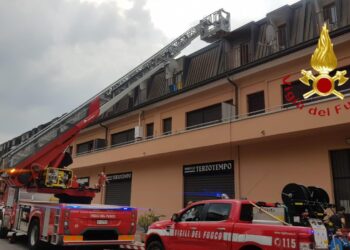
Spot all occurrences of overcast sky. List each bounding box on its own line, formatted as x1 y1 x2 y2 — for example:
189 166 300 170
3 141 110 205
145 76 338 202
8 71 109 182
0 0 299 143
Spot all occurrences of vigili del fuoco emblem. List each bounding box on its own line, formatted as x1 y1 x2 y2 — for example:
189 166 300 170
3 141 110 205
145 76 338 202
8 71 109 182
299 24 348 100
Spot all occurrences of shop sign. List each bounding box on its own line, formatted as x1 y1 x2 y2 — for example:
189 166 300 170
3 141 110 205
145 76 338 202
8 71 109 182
183 161 233 176
107 172 132 181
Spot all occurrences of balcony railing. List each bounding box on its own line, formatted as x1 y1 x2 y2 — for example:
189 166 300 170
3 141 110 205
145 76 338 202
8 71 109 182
74 91 350 158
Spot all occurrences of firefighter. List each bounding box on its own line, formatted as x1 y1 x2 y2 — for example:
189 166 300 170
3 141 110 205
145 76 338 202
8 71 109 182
329 207 347 230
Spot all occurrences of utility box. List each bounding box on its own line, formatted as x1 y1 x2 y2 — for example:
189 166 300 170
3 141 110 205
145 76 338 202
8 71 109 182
134 126 143 139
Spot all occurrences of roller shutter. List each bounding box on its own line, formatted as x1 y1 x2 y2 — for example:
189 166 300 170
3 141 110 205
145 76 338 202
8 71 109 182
183 161 234 207
330 149 350 227
105 172 132 206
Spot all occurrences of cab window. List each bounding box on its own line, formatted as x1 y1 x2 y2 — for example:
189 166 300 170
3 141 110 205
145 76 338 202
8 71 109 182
205 203 231 221
180 204 205 222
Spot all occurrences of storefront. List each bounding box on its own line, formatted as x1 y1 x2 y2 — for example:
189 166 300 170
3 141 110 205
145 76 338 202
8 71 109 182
105 172 132 206
183 161 234 206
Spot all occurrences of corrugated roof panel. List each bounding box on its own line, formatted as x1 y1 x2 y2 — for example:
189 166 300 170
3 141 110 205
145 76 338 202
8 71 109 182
115 95 130 113
185 45 221 87
147 71 167 100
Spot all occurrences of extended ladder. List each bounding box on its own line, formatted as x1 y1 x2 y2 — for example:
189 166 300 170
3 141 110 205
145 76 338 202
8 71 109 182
1 9 230 177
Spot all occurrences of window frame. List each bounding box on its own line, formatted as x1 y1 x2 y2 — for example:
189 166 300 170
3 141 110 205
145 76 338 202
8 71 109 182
179 204 206 222
186 103 222 129
162 117 172 135
146 123 154 139
76 140 94 155
76 176 90 187
247 91 265 116
111 128 135 147
203 203 232 222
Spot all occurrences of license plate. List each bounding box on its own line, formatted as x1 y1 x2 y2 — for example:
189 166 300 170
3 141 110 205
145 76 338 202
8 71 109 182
97 220 108 225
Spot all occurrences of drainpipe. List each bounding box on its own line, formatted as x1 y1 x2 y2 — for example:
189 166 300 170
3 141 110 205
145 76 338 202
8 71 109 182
226 75 239 119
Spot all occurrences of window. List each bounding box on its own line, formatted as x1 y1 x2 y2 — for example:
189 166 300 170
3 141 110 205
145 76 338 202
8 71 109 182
278 24 287 49
162 118 172 135
111 128 135 146
77 177 90 187
146 123 154 138
247 91 265 115
76 140 94 155
240 43 249 65
180 204 205 222
281 71 350 108
186 103 222 129
240 204 253 222
323 3 337 26
205 203 231 221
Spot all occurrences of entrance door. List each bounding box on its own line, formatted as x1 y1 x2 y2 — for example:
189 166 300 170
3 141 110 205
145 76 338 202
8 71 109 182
330 149 350 226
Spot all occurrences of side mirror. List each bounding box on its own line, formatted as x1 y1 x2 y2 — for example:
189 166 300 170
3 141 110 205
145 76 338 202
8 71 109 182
171 213 180 222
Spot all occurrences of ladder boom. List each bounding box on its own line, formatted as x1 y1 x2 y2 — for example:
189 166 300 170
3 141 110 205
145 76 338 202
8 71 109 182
0 9 230 187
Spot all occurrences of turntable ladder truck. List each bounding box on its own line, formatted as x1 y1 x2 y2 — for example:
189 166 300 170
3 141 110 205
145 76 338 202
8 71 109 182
0 9 231 250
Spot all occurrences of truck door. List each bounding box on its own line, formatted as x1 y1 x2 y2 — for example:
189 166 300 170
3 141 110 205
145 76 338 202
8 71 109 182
194 203 232 250
168 204 205 250
170 203 231 250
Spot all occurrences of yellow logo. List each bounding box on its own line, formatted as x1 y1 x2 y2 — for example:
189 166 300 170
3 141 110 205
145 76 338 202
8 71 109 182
299 24 348 100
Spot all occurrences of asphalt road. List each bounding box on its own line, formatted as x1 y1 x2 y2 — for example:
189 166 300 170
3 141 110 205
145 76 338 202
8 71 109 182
0 237 135 250
0 237 27 250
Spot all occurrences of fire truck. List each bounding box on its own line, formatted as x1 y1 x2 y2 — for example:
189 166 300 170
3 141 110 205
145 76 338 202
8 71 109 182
0 9 231 250
145 184 338 250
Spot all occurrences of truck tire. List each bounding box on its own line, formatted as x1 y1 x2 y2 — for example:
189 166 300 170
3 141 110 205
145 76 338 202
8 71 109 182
28 219 41 250
0 216 8 238
147 241 164 250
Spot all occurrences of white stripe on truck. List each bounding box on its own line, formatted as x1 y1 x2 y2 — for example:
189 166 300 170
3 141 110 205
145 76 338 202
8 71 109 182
147 229 273 246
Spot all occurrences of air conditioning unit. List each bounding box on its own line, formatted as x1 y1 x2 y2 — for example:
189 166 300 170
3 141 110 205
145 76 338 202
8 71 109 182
222 102 235 121
134 126 143 139
93 139 106 150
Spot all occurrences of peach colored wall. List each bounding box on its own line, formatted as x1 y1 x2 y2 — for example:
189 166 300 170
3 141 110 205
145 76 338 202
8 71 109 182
74 144 235 218
72 127 350 217
239 127 350 203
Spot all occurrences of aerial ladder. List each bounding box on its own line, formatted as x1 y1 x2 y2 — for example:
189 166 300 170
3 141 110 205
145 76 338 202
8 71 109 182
0 9 230 201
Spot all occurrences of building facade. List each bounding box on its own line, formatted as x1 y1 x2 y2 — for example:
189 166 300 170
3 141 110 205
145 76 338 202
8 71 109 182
69 0 350 217
1 0 350 219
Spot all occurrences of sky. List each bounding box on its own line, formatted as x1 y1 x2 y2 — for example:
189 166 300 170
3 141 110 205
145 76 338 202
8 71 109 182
0 0 299 143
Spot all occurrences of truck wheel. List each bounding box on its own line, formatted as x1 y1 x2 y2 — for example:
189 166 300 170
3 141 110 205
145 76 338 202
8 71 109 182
147 241 164 250
28 220 41 250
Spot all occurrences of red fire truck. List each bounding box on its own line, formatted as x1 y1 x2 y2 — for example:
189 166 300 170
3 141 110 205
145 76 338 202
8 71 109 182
0 185 137 249
145 199 329 250
0 9 231 250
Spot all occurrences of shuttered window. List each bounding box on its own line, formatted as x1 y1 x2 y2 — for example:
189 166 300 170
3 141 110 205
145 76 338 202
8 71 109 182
278 24 287 49
240 43 249 65
105 172 132 206
76 140 94 155
186 103 222 129
163 118 172 135
111 129 135 147
146 123 154 138
323 3 337 26
247 91 265 115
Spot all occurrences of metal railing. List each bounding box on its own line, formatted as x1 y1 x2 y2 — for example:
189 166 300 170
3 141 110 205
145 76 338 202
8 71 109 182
74 91 350 158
